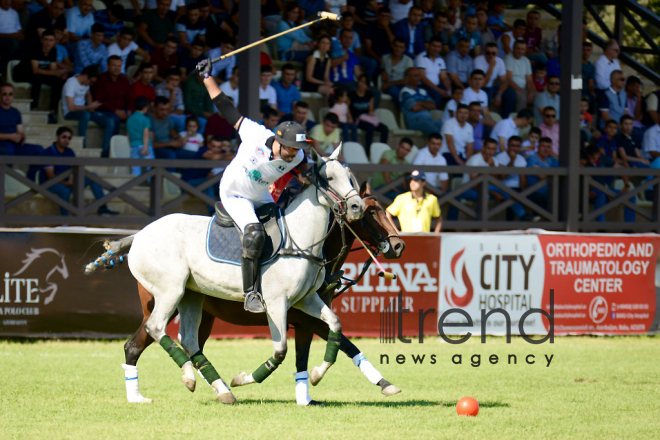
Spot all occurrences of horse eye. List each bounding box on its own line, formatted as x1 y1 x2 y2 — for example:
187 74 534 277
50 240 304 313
327 177 333 181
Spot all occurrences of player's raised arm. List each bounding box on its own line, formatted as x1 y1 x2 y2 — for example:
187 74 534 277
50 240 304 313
197 58 243 130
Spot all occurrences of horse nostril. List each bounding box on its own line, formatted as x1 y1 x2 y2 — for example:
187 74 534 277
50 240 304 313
351 204 360 211
395 243 402 251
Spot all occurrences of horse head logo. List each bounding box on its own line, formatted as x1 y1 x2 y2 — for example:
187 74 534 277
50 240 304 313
12 248 69 305
444 248 474 308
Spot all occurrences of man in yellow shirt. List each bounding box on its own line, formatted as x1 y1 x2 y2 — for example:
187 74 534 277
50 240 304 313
386 170 442 232
309 112 341 156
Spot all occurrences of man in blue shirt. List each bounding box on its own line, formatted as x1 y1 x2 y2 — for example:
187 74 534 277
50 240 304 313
0 83 44 180
526 137 558 211
450 14 482 55
65 0 95 58
583 144 635 222
181 136 235 212
75 23 108 74
271 63 301 117
598 70 628 130
392 6 425 57
400 67 442 136
93 4 125 44
40 126 118 216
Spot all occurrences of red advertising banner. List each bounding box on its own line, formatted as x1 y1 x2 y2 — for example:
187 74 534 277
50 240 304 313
198 235 442 339
538 235 659 334
439 233 660 336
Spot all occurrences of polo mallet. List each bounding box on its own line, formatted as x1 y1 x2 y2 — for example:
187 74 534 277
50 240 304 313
203 12 343 66
344 222 397 280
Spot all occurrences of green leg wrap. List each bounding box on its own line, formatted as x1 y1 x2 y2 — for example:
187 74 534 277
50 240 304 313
252 357 282 384
159 335 190 368
324 330 342 363
191 351 221 384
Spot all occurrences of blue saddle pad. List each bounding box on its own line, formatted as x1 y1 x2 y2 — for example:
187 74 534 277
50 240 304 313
205 212 286 266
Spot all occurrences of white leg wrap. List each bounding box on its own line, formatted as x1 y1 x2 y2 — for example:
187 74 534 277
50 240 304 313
122 363 152 403
352 353 383 385
294 371 312 405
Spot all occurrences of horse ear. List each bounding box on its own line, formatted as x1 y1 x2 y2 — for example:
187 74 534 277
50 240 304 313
359 180 371 197
310 148 319 163
329 142 343 161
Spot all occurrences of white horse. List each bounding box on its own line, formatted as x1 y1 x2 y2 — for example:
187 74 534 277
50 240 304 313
89 146 365 403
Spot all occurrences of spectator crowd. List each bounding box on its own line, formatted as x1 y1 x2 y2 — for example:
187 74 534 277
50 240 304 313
1 0 659 226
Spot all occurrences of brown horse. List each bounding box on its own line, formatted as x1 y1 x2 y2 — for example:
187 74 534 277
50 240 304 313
121 183 406 405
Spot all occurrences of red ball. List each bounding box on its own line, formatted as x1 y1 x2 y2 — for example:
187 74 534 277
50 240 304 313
456 396 479 416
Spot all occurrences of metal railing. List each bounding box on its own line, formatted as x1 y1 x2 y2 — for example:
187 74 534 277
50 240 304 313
2 157 659 232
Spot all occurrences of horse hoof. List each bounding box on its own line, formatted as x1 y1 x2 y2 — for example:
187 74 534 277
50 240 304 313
231 372 247 387
307 400 325 407
217 392 237 404
310 367 323 386
382 385 402 396
181 376 196 392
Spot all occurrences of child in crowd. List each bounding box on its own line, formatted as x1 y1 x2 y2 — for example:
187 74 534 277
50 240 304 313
596 120 622 164
180 116 204 153
580 96 594 131
328 89 358 143
522 127 541 157
442 87 464 123
532 63 547 93
580 96 594 146
53 24 74 73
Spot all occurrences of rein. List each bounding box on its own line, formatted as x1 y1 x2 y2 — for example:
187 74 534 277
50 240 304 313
278 159 354 267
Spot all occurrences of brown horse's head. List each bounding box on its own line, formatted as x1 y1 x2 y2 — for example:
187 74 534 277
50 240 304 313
352 181 405 260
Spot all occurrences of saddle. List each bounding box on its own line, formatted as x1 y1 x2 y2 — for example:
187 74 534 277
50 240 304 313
206 202 286 266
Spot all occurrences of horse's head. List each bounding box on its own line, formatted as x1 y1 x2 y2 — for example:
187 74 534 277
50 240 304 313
354 181 406 259
310 144 365 221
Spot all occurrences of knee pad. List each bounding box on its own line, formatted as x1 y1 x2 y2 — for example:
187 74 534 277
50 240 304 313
242 223 265 259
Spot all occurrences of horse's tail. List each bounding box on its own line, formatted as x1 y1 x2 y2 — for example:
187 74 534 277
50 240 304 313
84 235 135 275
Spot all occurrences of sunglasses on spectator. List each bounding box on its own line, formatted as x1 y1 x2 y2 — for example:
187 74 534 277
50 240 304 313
2 92 13 96
544 113 557 118
486 51 497 55
549 82 560 85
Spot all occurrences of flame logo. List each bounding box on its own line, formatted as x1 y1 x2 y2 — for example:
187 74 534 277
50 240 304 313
444 248 473 307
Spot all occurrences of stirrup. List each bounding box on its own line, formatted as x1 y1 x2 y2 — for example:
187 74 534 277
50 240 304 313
320 270 344 296
244 291 266 313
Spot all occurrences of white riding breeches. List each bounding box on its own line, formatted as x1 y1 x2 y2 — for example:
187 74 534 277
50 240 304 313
219 187 273 233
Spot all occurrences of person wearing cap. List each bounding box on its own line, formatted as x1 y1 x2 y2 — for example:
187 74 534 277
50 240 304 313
198 57 311 313
386 170 442 233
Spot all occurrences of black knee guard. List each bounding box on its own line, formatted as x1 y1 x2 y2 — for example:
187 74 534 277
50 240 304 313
242 223 265 259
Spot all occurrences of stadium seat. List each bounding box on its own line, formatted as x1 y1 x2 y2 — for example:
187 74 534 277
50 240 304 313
307 109 316 122
430 109 444 122
7 59 31 91
370 142 391 164
490 112 502 123
374 108 420 136
300 92 324 100
342 141 369 164
92 0 106 10
318 107 329 121
4 169 30 198
163 172 182 200
405 145 419 163
126 64 139 80
109 135 130 174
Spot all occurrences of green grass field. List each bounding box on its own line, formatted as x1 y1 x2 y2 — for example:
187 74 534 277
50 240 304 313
1 336 659 439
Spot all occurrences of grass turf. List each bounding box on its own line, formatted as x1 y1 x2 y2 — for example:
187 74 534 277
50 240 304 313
0 336 658 439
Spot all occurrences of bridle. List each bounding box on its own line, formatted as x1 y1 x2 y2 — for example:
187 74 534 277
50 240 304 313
302 158 360 219
279 159 361 270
